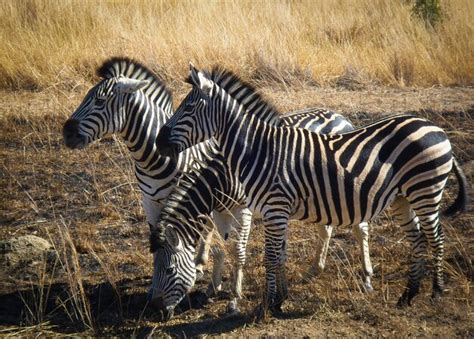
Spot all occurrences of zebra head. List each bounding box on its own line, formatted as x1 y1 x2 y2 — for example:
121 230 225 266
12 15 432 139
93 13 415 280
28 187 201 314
157 64 219 161
63 75 149 149
148 223 196 320
63 57 172 150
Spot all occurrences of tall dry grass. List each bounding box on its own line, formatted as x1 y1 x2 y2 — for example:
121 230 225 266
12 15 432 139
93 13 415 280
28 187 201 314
0 0 473 91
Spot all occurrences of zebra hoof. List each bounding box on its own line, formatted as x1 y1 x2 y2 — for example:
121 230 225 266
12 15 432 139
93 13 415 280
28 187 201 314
225 301 240 316
363 282 374 293
397 290 412 308
269 302 283 315
396 296 410 308
195 267 205 282
430 287 443 304
252 303 268 322
192 290 211 308
397 283 420 308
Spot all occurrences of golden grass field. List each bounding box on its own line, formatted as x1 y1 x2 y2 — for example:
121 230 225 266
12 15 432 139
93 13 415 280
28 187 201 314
1 0 473 90
1 0 473 336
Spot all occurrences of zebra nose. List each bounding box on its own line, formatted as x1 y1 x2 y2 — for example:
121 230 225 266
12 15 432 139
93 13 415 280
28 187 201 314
63 119 83 149
149 294 166 310
63 119 79 137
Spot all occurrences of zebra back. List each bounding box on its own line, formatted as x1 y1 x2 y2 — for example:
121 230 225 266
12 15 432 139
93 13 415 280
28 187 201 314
158 107 357 242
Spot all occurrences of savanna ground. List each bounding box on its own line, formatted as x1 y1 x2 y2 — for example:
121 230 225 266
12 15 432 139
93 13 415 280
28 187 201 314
1 0 473 337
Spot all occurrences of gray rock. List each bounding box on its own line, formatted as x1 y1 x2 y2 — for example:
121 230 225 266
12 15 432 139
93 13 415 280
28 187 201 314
0 235 54 270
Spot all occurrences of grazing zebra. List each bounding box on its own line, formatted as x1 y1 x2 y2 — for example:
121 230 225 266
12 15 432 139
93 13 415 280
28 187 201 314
149 107 373 316
155 64 469 317
61 57 371 313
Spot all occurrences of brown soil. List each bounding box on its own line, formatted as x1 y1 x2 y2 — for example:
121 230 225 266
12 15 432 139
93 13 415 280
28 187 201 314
0 87 473 337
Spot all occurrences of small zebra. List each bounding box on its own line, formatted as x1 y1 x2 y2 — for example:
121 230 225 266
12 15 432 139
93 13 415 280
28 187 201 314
149 108 373 316
155 65 469 317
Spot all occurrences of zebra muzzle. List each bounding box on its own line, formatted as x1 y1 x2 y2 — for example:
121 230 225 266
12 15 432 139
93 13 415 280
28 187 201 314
63 119 86 149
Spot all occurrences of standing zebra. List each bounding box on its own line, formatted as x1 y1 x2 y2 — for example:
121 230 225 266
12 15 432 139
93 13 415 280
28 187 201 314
62 58 372 313
149 108 373 316
155 65 469 317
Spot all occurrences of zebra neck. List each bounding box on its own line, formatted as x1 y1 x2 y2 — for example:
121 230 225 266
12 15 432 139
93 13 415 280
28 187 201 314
218 111 277 184
162 214 203 249
120 92 172 171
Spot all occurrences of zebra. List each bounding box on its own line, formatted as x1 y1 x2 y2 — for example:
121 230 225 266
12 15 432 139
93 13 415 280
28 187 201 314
61 57 371 313
154 64 469 317
148 108 373 316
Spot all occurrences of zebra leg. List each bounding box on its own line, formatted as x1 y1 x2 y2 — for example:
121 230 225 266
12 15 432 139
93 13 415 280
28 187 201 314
195 227 214 281
306 225 333 279
226 206 252 314
205 211 232 298
411 200 445 303
391 197 427 307
351 222 374 292
260 211 290 316
206 244 225 297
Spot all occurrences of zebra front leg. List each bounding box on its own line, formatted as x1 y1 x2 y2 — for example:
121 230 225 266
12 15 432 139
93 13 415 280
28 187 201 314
306 225 333 279
195 227 214 280
351 222 374 292
259 211 290 317
227 206 252 314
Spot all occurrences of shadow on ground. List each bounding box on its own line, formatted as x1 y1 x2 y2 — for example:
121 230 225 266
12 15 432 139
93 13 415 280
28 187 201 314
0 277 156 332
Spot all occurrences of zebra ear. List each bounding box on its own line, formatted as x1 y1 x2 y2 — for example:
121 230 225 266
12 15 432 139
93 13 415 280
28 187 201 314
188 63 213 96
165 226 183 252
196 72 213 97
188 62 200 86
115 76 149 94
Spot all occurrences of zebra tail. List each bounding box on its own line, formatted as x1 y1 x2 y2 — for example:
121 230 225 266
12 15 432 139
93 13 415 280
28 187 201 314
443 158 470 217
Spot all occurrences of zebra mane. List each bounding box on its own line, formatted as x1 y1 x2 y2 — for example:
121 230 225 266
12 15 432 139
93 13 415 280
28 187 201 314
187 66 282 125
160 166 205 224
97 57 173 110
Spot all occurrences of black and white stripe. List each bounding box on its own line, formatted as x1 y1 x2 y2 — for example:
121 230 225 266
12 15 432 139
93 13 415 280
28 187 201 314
156 65 468 315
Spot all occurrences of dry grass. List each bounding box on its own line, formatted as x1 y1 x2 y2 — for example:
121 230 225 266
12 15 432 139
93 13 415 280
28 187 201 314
0 0 473 91
1 86 472 336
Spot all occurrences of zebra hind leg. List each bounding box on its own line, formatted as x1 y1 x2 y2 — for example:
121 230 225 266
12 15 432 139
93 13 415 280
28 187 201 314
391 197 428 307
205 244 225 298
195 227 214 281
305 225 333 280
410 198 445 303
351 222 374 292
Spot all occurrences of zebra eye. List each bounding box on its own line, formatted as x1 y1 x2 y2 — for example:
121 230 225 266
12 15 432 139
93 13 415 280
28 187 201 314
185 103 195 110
165 266 176 275
95 97 106 105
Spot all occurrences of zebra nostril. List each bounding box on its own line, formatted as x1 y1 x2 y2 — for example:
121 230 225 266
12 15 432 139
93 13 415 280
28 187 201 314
149 295 166 310
63 119 79 137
